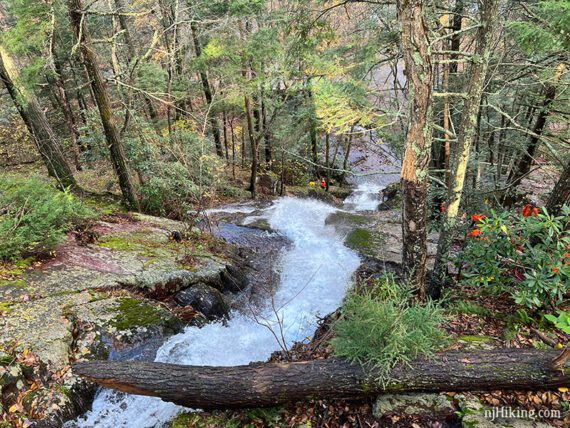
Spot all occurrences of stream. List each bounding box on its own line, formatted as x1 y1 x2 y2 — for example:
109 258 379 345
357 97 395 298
68 146 397 427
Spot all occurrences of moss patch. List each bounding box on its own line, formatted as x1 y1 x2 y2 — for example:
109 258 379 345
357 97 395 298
345 228 373 250
171 408 283 428
0 302 12 315
457 335 493 343
97 236 136 251
110 298 178 331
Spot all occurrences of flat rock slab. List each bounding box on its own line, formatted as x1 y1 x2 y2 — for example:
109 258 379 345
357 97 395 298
0 213 223 368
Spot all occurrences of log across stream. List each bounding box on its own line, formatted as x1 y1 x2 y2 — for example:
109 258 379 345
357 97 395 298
74 349 570 410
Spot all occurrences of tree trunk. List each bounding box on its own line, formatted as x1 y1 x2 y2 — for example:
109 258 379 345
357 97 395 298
325 133 330 191
449 0 463 76
507 67 562 189
433 0 498 291
546 157 570 215
0 45 77 190
340 125 355 185
68 0 139 210
49 45 83 171
73 349 570 410
191 21 224 157
245 94 258 198
397 0 434 299
223 110 229 162
262 97 272 164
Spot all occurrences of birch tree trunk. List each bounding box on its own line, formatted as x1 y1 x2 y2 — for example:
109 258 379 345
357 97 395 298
433 0 499 289
397 0 434 299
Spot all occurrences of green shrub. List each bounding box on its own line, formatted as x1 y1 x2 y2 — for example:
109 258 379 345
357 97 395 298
459 206 570 310
545 310 570 334
331 275 448 385
0 175 93 260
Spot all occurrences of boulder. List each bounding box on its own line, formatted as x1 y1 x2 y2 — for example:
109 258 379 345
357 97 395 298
373 393 455 418
174 284 229 320
220 265 249 293
457 395 553 428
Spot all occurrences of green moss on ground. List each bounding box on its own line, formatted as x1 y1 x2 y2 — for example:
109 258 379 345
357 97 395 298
0 278 26 288
97 236 136 251
171 408 282 428
457 335 493 343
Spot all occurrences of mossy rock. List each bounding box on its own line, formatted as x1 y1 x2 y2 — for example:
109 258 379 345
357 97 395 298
457 335 497 350
346 228 373 250
325 211 369 227
373 393 455 418
344 227 387 257
241 218 272 231
110 298 180 332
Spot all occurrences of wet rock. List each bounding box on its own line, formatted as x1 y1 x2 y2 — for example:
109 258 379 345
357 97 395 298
124 259 227 299
220 265 249 293
174 283 229 320
240 217 272 232
373 393 455 418
304 189 342 206
378 182 400 211
356 255 402 280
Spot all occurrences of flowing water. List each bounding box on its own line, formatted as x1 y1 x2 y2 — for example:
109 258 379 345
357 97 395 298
68 196 367 427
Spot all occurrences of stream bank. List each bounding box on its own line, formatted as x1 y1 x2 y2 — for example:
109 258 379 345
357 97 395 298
0 211 265 427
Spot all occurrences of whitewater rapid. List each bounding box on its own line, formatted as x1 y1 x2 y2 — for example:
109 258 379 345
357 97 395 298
67 197 362 427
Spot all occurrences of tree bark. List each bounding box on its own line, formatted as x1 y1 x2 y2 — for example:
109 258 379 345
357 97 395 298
68 0 139 210
546 157 570 215
325 133 330 191
0 45 77 190
245 94 258 199
397 0 434 299
48 43 83 171
507 64 563 189
73 349 570 410
262 97 272 164
191 21 224 157
433 0 498 291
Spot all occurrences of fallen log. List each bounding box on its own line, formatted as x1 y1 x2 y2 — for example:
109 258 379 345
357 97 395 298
73 349 570 410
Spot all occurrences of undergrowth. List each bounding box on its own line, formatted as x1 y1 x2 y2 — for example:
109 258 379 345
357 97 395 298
331 274 448 385
0 175 94 260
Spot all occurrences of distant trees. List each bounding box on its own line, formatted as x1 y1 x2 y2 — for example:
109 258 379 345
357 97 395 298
0 0 566 267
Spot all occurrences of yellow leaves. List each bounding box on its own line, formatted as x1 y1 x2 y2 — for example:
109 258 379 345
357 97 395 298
500 225 508 235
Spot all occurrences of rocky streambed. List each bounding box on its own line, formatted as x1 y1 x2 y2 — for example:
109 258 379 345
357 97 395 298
0 210 287 427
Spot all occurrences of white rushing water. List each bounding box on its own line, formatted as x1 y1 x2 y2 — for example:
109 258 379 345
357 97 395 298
68 197 362 428
343 182 387 212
